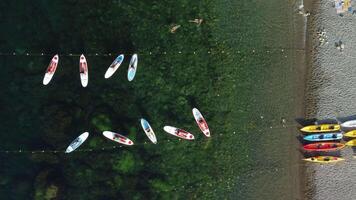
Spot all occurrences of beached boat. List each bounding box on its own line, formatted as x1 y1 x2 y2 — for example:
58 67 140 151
303 142 345 152
140 118 157 144
65 132 89 153
192 108 210 137
300 124 340 133
303 133 343 142
344 130 356 138
340 120 356 129
345 139 356 146
104 54 124 79
127 54 138 81
103 131 134 145
42 54 59 85
79 54 88 87
335 0 352 14
163 126 194 140
303 156 344 164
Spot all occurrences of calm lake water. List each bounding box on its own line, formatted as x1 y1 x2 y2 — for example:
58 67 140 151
0 0 304 199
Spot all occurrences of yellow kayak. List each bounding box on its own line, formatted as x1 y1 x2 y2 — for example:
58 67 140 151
345 139 356 146
300 124 340 133
303 156 344 163
344 130 356 138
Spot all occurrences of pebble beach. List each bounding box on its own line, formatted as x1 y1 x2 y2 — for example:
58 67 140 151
305 0 356 199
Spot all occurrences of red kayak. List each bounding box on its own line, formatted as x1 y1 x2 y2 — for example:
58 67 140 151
303 142 345 152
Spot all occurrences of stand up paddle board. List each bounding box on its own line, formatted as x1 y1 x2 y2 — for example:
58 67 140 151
43 54 59 85
104 54 124 79
163 126 194 140
65 132 89 153
103 131 134 145
140 118 157 144
127 54 138 81
79 54 88 87
192 108 210 137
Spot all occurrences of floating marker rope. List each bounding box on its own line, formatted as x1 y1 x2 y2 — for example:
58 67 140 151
0 48 305 58
0 123 298 154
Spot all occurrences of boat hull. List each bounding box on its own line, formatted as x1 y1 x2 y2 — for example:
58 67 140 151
344 130 356 138
192 108 210 137
163 126 194 140
300 124 340 133
65 132 89 153
140 118 157 144
345 139 356 146
303 142 345 152
105 54 124 79
127 54 138 81
303 133 343 142
79 54 88 87
103 131 134 146
303 156 344 163
43 54 59 85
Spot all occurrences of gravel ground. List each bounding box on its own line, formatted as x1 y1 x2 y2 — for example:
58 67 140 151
305 0 356 200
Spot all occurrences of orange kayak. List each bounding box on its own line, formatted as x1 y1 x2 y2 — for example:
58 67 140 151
303 142 345 152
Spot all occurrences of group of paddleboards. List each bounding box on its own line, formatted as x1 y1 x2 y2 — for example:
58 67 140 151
297 115 356 163
65 108 210 153
42 54 138 87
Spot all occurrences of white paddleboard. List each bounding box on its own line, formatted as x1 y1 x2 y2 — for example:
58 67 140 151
42 54 59 85
103 131 134 146
104 54 124 79
341 120 356 129
140 118 157 144
79 54 88 87
65 132 89 153
127 54 138 81
192 108 211 137
163 126 194 140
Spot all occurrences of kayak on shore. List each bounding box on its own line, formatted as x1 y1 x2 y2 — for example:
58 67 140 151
79 54 88 87
300 124 340 133
140 118 157 144
303 156 344 163
345 139 356 146
163 126 194 140
303 133 343 142
103 131 134 146
127 54 138 81
65 132 89 153
192 108 210 137
105 54 124 79
43 54 59 85
337 115 356 129
344 130 356 138
303 142 345 152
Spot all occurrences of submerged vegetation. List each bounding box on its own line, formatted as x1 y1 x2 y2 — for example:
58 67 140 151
0 0 298 199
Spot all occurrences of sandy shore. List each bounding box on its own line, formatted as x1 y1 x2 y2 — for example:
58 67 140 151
304 0 356 199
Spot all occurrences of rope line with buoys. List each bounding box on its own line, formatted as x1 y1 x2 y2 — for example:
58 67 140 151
0 48 305 58
0 122 299 154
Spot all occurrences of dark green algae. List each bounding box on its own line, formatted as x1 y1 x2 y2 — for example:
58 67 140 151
0 0 301 199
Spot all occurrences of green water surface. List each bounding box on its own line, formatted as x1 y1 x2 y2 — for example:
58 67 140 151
0 0 303 199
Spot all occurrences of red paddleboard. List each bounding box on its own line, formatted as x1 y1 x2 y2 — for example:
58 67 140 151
43 54 59 85
103 131 134 146
303 142 345 152
79 54 88 87
163 126 194 140
192 108 210 137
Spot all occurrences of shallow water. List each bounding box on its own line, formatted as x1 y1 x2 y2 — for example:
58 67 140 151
0 0 305 199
